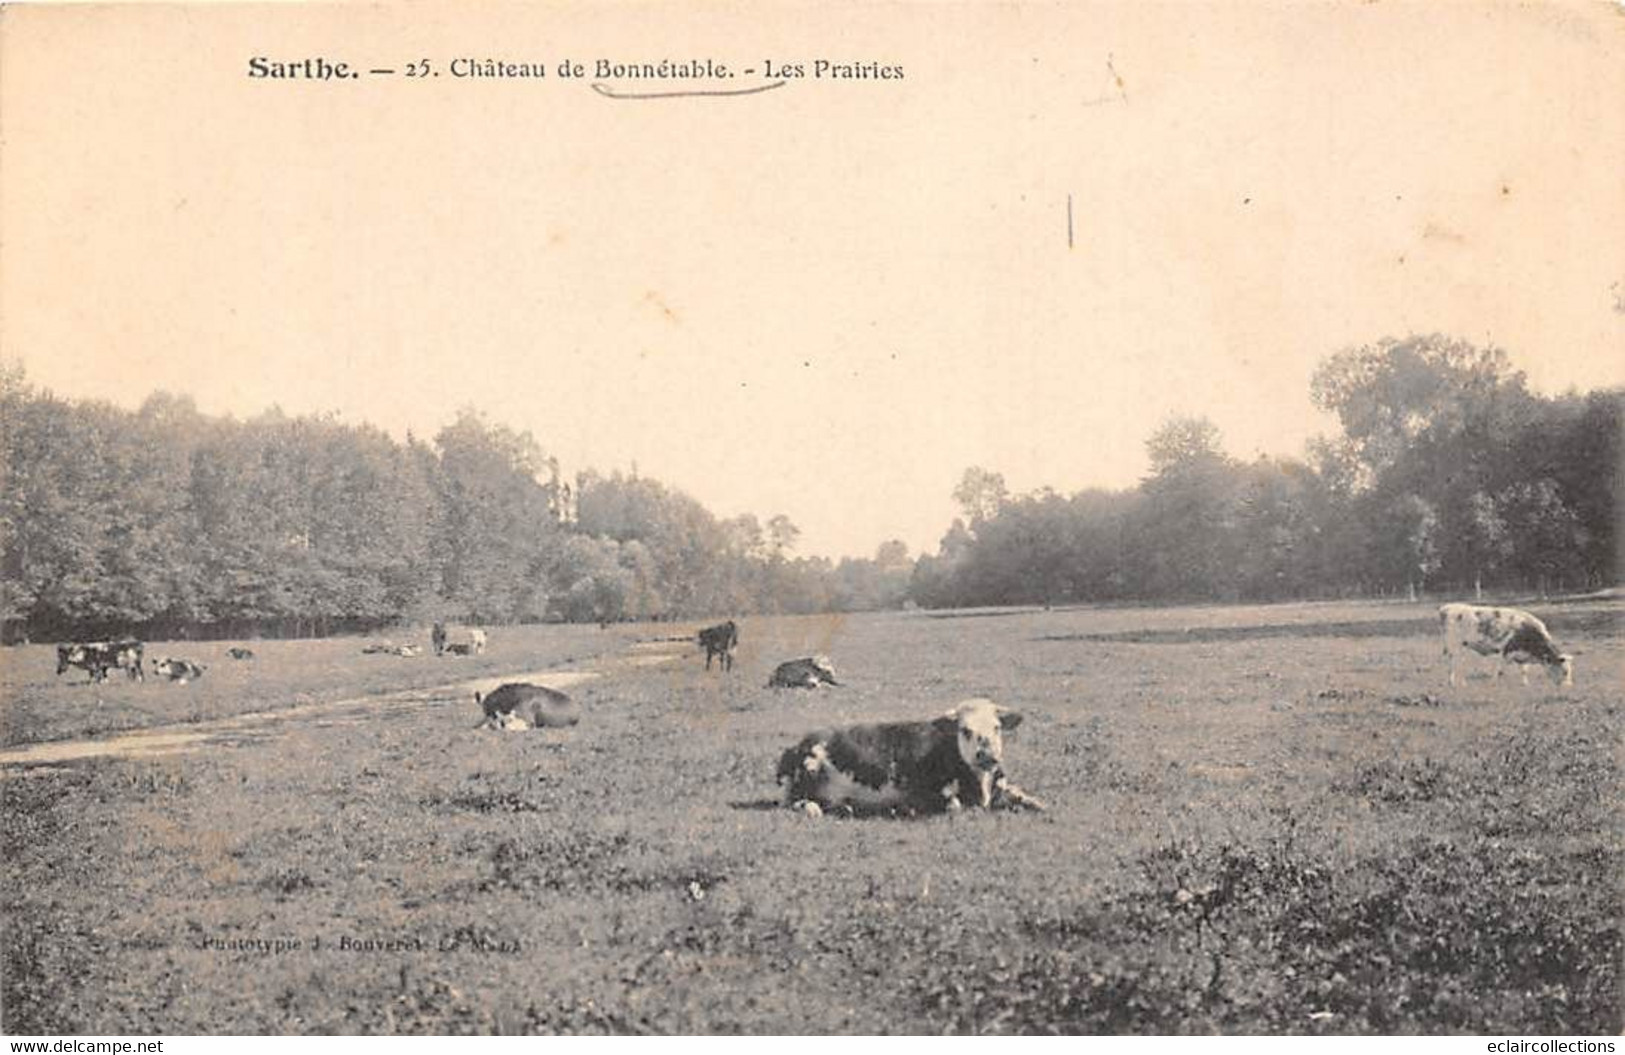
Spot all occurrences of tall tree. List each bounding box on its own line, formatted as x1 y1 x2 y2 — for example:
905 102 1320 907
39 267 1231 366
953 467 1009 527
433 409 558 622
1310 334 1530 477
1135 417 1243 599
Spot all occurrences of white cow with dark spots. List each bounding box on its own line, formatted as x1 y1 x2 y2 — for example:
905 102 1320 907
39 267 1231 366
1439 603 1573 687
151 657 206 683
433 623 487 656
57 640 145 683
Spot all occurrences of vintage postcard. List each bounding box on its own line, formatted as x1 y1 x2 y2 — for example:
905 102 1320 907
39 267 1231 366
2 1 1621 1039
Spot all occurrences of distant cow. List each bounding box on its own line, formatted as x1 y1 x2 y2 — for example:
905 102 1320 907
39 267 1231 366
151 657 206 683
56 640 144 683
227 647 255 660
362 642 420 657
433 623 487 657
698 620 738 671
1439 603 1574 687
768 656 839 689
115 641 145 679
776 699 1046 817
475 682 581 731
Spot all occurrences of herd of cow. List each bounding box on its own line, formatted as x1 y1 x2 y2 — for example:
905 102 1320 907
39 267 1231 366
465 614 1044 817
705 602 1573 819
489 602 1576 820
52 620 491 685
50 601 1576 820
54 640 217 684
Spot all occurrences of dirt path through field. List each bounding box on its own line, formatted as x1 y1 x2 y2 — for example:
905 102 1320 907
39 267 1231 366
0 639 692 770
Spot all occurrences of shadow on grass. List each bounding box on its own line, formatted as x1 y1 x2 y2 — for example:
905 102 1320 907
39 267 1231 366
727 798 784 812
1041 617 1435 645
1547 607 1623 636
923 608 1046 620
730 798 989 821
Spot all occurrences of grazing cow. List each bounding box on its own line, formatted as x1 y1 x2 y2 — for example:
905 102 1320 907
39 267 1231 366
227 647 255 660
151 657 206 684
56 640 145 683
698 620 739 671
475 682 581 731
768 655 840 689
1439 603 1574 687
776 699 1046 817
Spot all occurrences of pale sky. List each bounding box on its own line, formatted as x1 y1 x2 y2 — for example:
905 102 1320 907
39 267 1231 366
4 3 1623 560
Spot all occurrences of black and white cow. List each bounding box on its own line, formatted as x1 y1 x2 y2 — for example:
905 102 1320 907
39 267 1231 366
151 657 206 684
475 682 581 731
767 655 839 689
227 647 255 660
115 641 146 681
1439 603 1574 687
776 699 1046 817
698 620 738 671
56 640 145 683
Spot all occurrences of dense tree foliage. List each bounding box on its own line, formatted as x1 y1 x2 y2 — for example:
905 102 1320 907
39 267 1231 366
921 335 1619 606
0 372 898 639
2 334 1617 637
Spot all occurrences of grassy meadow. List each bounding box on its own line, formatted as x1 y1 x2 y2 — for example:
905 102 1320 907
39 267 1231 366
0 625 633 748
2 599 1620 1034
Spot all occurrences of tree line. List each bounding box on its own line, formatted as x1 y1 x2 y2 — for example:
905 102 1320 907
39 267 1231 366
2 335 1616 640
0 363 909 640
913 335 1620 607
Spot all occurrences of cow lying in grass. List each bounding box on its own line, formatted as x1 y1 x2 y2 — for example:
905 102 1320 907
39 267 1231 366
777 699 1046 817
361 643 420 657
768 656 839 689
475 682 581 731
151 657 206 683
1439 602 1574 687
